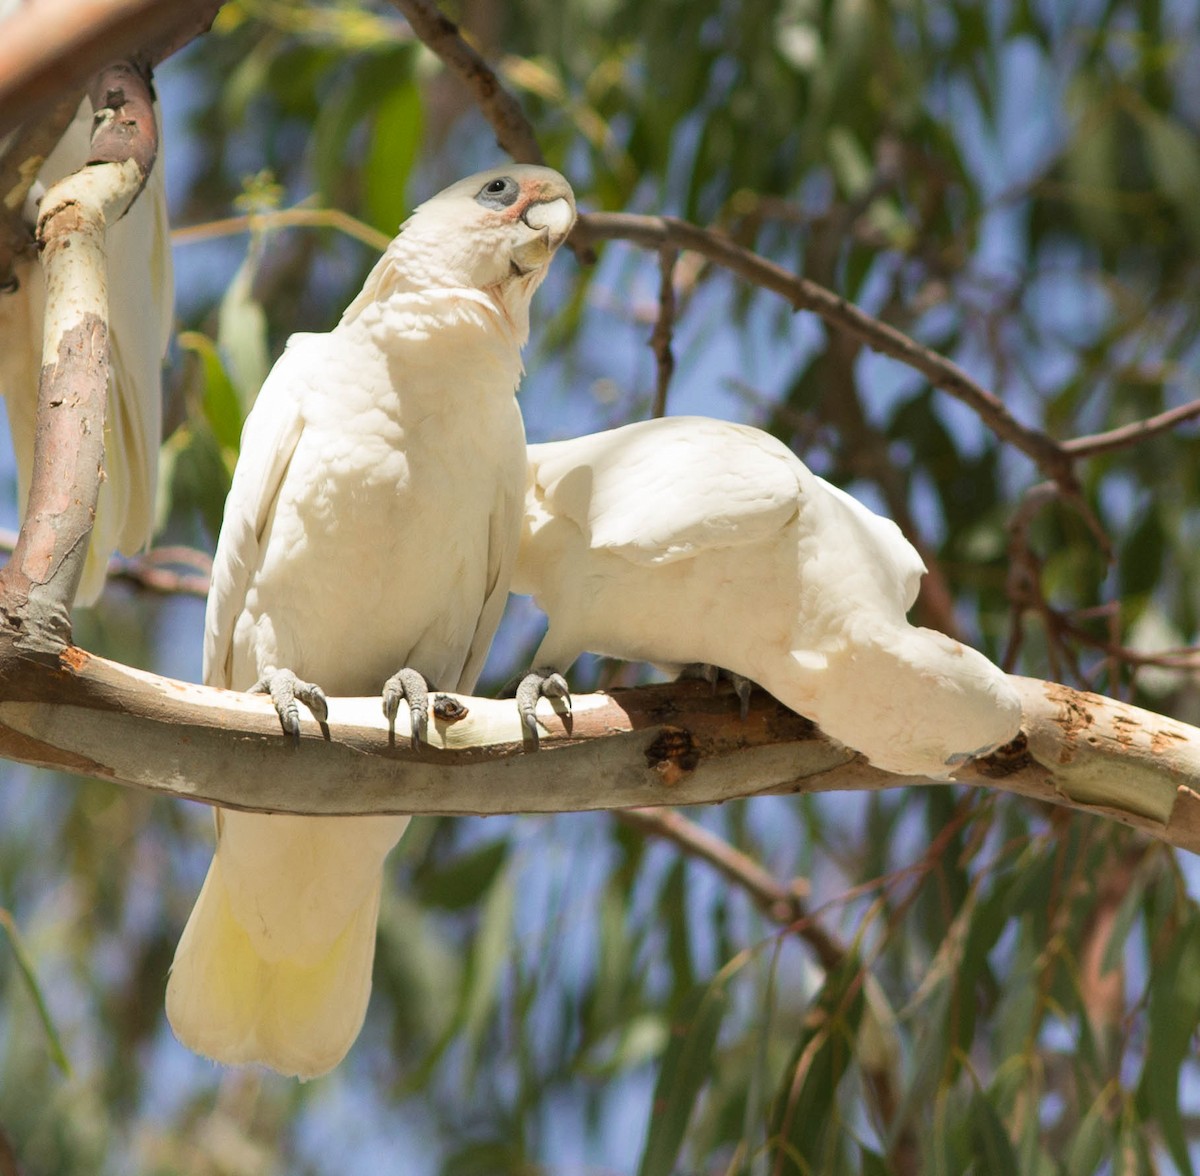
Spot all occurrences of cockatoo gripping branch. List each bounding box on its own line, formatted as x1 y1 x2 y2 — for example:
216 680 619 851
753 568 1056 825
0 643 1195 854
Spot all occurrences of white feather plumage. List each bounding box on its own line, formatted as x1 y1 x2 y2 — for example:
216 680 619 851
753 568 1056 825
166 165 575 1079
515 416 1022 777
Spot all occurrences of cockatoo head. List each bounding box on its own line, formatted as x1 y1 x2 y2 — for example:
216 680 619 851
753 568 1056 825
376 164 576 343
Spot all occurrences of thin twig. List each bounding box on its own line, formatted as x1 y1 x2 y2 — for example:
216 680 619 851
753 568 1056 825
615 807 811 923
173 204 390 251
108 549 211 597
1063 397 1200 458
648 247 677 418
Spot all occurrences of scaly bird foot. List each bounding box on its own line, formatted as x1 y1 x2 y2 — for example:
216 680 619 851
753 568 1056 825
515 667 572 750
251 667 329 745
382 667 430 749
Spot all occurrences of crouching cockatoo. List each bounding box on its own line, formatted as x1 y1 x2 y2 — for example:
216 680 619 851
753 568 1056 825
166 166 576 1078
0 87 173 604
514 416 1022 777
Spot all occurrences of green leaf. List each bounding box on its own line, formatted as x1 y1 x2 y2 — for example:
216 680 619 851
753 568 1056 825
411 838 510 911
217 244 271 408
636 974 731 1176
768 955 867 1172
0 908 70 1075
161 422 233 542
1065 1091 1114 1176
459 866 517 1046
178 331 245 453
1139 106 1200 249
1136 914 1200 1176
365 81 423 236
968 1089 1019 1174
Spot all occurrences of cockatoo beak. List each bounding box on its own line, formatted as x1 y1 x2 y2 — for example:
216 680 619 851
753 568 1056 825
512 196 576 270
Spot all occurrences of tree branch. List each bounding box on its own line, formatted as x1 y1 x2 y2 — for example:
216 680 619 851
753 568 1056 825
648 246 677 418
0 62 158 652
389 0 545 166
0 92 82 289
574 212 1075 485
615 807 812 928
0 0 225 139
0 636 1198 855
1062 396 1200 458
0 1121 23 1176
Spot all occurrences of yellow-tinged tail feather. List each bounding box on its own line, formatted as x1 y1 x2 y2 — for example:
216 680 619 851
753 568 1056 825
166 852 381 1081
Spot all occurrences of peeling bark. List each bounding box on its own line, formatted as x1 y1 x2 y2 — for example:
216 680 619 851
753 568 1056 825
0 61 158 651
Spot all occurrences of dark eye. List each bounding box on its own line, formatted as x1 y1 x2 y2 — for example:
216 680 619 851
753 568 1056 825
476 176 520 209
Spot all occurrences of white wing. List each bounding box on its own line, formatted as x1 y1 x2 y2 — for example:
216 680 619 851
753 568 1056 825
202 340 308 689
529 416 803 566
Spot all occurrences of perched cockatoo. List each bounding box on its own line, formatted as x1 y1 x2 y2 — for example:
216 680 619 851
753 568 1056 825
514 416 1022 777
0 90 173 604
166 165 576 1079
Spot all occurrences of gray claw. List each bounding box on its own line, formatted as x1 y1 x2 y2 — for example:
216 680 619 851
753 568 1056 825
679 662 720 691
382 667 429 749
729 672 752 721
516 667 572 750
251 667 329 744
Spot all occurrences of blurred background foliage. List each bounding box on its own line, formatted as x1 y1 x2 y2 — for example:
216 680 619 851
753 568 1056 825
3 0 1200 1171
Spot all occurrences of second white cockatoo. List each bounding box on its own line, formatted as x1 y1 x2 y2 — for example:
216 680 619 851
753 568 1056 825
165 165 577 1079
513 416 1022 777
0 90 173 604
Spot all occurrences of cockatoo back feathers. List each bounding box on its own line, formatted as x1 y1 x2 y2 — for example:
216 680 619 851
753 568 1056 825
517 414 1022 778
530 416 803 566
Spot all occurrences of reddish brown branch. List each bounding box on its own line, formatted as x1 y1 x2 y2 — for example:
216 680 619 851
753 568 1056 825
0 0 224 139
0 1121 23 1176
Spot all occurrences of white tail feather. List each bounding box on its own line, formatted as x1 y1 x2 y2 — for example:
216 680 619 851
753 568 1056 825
166 851 383 1081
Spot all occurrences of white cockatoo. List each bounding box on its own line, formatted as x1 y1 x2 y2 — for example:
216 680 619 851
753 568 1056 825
0 90 173 604
166 165 576 1079
513 416 1022 777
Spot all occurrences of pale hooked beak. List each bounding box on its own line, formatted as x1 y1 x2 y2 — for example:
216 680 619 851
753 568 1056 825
511 196 576 274
522 197 575 245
